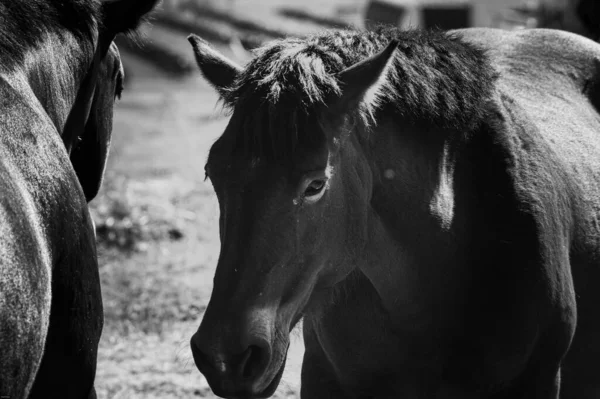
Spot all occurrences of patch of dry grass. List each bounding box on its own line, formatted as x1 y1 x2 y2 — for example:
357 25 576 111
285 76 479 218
99 253 205 336
92 175 187 253
96 324 210 399
89 173 220 398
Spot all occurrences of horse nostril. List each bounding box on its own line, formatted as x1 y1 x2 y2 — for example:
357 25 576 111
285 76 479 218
191 330 273 386
190 337 212 373
239 344 269 379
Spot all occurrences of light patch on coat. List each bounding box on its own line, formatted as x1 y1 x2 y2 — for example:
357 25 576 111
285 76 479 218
429 141 455 230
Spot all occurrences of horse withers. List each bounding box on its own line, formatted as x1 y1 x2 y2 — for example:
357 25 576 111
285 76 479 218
188 26 600 399
0 1 160 398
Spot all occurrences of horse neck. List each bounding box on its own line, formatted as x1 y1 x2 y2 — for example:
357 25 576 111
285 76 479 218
23 31 94 136
355 119 475 334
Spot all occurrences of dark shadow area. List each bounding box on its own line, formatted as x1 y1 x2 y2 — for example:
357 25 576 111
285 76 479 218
422 6 471 30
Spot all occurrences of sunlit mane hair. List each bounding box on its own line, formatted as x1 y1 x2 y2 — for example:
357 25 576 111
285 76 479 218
0 0 100 71
221 26 497 161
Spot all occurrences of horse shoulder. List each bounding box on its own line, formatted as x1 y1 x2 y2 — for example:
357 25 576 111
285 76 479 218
440 94 577 389
0 74 92 259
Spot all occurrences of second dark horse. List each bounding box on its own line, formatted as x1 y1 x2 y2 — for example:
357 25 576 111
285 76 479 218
0 0 160 397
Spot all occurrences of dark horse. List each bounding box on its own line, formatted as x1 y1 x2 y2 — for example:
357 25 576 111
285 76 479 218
0 1 159 398
189 25 600 399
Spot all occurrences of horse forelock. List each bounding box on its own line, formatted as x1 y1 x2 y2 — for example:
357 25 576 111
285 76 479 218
220 39 343 161
223 94 324 163
0 0 100 72
219 27 497 161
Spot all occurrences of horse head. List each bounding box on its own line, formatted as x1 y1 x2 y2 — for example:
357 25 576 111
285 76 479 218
67 0 161 202
188 34 398 398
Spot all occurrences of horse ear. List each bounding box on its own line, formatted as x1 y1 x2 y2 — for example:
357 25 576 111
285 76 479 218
102 0 161 35
188 34 242 99
333 40 399 112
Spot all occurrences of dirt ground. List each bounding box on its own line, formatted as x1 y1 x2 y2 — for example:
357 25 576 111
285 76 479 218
92 45 304 398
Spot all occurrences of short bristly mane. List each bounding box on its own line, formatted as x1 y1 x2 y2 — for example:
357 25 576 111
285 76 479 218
221 26 497 161
0 0 100 71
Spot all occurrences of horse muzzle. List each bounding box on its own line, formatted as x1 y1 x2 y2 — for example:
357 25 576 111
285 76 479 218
190 327 288 399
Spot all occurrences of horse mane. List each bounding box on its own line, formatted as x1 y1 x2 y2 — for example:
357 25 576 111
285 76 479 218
0 0 100 71
222 26 497 161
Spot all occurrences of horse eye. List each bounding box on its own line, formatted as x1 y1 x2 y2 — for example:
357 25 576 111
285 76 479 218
305 180 325 197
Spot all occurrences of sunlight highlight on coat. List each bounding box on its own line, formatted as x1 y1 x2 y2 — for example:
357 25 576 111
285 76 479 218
429 141 455 230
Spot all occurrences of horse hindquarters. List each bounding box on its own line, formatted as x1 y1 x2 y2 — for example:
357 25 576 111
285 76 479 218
0 197 52 398
0 270 50 399
0 264 50 399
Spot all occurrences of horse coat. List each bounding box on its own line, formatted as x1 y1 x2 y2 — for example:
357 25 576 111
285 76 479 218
189 26 600 399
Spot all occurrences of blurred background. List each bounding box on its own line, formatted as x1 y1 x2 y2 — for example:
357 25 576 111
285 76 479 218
93 0 598 398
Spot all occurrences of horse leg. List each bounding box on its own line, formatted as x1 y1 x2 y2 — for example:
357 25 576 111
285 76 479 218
28 252 103 399
489 361 561 399
560 326 600 398
301 318 352 399
491 322 573 399
559 255 600 399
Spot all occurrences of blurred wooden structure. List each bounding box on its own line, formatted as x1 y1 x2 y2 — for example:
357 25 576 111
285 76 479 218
159 0 598 42
364 0 527 30
364 0 599 38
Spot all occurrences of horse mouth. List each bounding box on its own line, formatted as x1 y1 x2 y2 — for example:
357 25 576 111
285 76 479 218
197 345 289 399
256 353 287 398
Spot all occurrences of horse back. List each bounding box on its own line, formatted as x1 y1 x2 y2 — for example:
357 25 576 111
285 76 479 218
456 28 600 244
458 30 600 164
